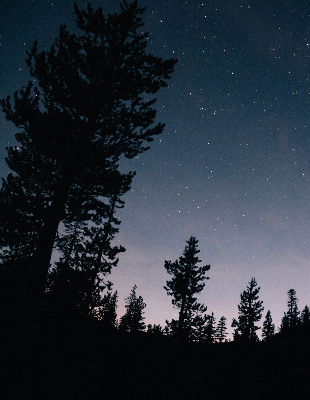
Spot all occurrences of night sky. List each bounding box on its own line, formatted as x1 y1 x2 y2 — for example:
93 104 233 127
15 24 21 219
1 0 310 338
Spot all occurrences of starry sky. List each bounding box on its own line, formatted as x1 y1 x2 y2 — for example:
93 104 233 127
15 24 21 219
1 0 310 338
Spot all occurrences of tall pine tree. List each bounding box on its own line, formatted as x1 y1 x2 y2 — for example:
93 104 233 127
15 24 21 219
262 310 275 341
279 289 300 334
0 1 177 314
232 277 264 343
301 305 310 327
94 289 118 328
205 312 216 343
216 316 227 343
119 285 146 334
164 237 210 340
286 289 300 328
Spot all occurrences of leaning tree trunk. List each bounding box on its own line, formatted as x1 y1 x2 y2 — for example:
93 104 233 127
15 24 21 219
178 264 191 340
30 172 74 310
85 194 117 309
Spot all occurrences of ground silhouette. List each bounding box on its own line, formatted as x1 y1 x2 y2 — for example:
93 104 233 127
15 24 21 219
2 313 310 399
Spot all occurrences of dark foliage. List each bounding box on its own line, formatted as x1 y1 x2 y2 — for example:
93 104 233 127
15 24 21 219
262 309 275 341
90 289 118 328
286 288 300 328
119 285 146 333
164 237 210 340
301 305 310 327
45 194 125 315
216 316 228 343
279 289 300 333
232 277 264 343
147 323 164 336
205 311 216 343
0 1 177 318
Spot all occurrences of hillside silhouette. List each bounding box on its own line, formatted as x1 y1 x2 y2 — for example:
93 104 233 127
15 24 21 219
2 313 310 399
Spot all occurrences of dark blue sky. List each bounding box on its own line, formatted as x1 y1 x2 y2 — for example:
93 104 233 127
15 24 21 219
1 0 310 337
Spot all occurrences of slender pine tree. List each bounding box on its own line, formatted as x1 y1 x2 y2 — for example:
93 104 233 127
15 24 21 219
286 289 300 328
164 237 210 340
262 310 275 341
301 305 310 327
216 316 227 343
119 285 146 334
205 312 216 343
0 1 177 315
95 290 118 328
232 277 264 343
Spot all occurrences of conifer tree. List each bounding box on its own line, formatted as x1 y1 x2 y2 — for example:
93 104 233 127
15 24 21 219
95 290 118 327
205 312 216 343
119 285 146 333
189 303 209 342
164 319 179 338
0 1 177 311
147 324 163 336
286 289 300 328
231 318 241 342
279 312 290 333
232 277 264 343
164 237 210 340
262 310 275 341
301 305 310 327
216 316 227 343
46 193 126 314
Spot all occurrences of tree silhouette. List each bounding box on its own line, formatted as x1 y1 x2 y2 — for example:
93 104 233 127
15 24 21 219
232 277 264 343
147 324 164 336
45 194 125 315
164 319 180 338
119 285 146 333
262 310 275 341
279 289 301 334
286 289 300 328
216 316 227 343
205 312 216 343
279 312 290 333
94 289 118 328
301 305 310 327
189 304 209 342
164 236 210 340
0 1 177 313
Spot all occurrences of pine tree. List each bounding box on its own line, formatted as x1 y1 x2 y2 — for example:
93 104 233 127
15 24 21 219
119 285 146 333
147 324 163 336
231 318 241 342
286 289 300 328
95 290 118 328
216 316 227 343
232 277 264 343
0 1 177 312
279 312 290 333
188 303 209 342
164 237 210 340
46 193 126 315
301 305 310 327
164 319 179 338
205 312 216 343
262 310 275 341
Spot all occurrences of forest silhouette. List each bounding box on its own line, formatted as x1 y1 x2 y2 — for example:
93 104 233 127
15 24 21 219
1 1 310 398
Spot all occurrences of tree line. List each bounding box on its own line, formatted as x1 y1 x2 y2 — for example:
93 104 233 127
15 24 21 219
75 235 309 344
